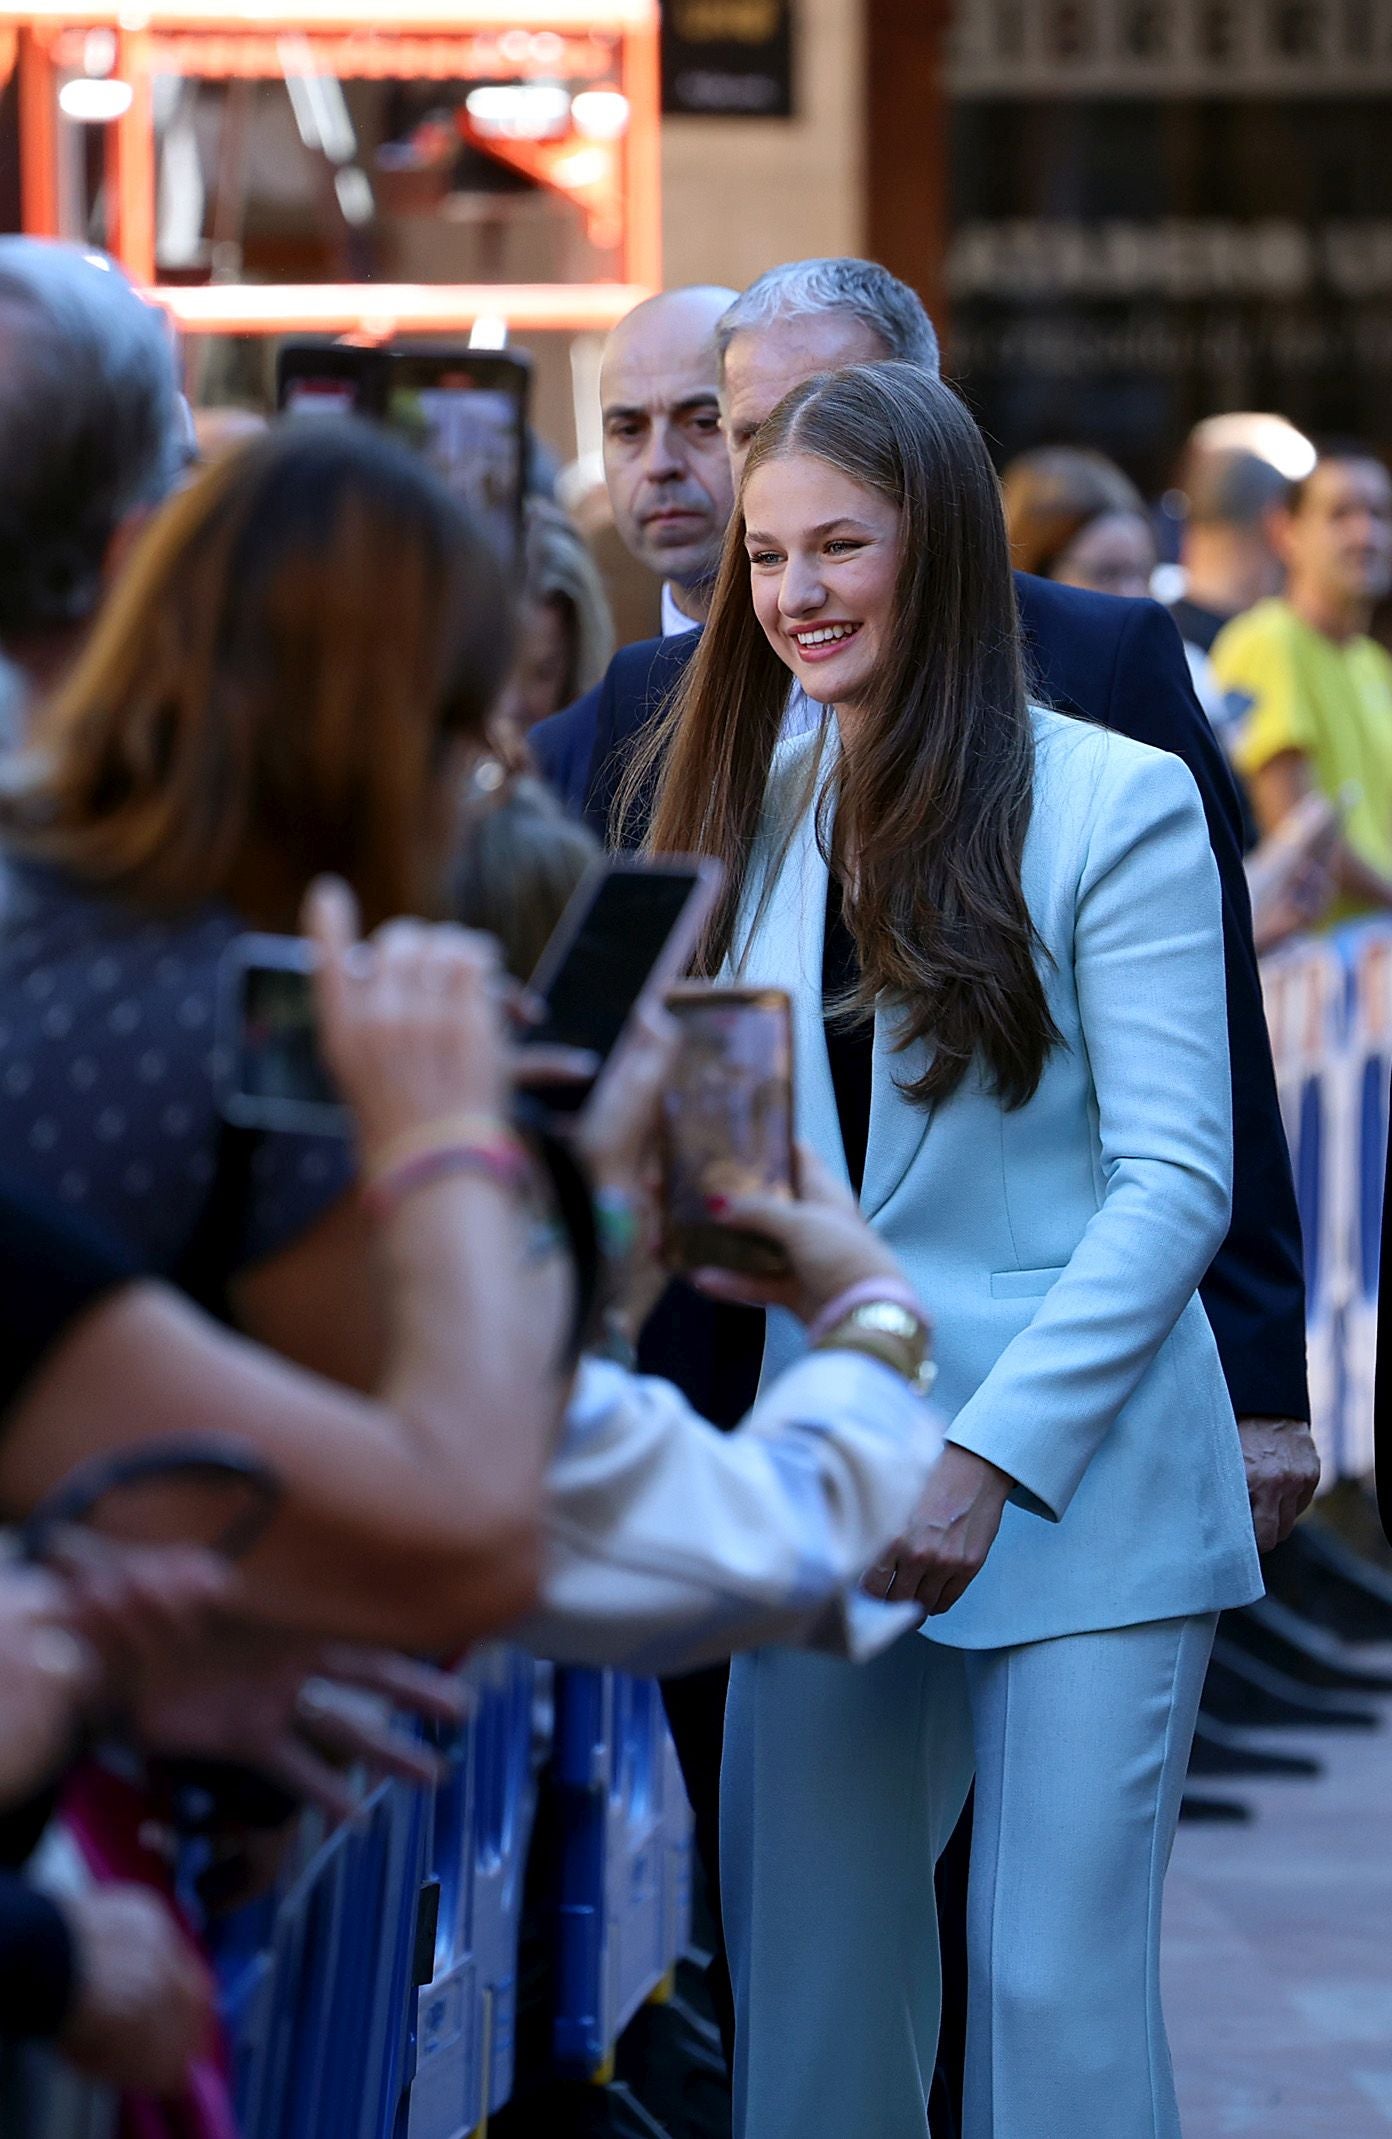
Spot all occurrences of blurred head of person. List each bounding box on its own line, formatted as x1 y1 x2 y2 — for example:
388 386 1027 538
452 770 599 980
2 420 514 932
1275 444 1392 639
192 405 269 465
1001 447 1155 599
600 285 738 623
632 360 1058 1114
1175 439 1289 619
717 258 941 482
0 239 188 702
500 499 614 733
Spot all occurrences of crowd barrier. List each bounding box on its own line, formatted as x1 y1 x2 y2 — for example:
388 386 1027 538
1261 916 1392 1483
211 1652 692 2138
551 1669 693 2081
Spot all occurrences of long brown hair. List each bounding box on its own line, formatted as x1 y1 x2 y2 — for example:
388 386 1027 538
1 421 514 930
1000 445 1144 578
619 360 1061 1111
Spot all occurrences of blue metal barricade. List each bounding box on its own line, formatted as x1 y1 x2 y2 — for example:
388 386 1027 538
1338 923 1392 1480
550 1668 692 2081
221 1773 431 2139
407 1646 542 2139
1262 935 1351 1477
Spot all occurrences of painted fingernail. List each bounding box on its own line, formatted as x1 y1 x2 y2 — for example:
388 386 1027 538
705 1194 730 1215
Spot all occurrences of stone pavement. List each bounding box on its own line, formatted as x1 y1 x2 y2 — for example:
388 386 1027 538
1162 1655 1392 2137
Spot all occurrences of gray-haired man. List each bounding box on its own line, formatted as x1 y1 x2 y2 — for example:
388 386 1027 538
0 238 187 728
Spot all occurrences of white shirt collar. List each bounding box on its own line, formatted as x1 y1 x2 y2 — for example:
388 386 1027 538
660 582 703 638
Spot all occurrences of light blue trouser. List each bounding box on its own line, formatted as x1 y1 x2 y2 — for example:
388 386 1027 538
720 1613 1216 2139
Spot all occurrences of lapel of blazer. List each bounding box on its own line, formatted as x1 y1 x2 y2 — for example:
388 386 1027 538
738 731 935 1220
862 1003 933 1222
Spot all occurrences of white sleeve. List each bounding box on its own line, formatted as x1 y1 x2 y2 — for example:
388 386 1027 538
514 1350 943 1675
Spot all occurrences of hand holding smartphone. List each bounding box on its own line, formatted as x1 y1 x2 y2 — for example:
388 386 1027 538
215 857 722 1135
660 986 797 1277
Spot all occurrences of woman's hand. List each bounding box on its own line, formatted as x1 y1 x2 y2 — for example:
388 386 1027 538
59 1885 213 2096
125 1623 467 1822
572 1007 680 1344
572 1004 678 1200
0 1564 99 1801
690 1143 911 1326
0 1542 231 1803
306 879 513 1163
862 1444 1014 1617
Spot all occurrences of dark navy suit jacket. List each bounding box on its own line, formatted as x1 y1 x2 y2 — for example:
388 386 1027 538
532 573 1310 1427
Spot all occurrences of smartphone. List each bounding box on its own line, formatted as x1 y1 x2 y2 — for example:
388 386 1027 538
522 856 723 1112
217 934 344 1134
660 985 796 1277
215 857 722 1135
275 343 530 565
276 342 384 420
382 349 530 564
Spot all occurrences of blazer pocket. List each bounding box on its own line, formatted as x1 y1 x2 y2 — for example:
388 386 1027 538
990 1265 1066 1300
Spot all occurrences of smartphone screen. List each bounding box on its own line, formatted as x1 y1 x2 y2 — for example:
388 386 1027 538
661 987 795 1277
276 344 382 420
524 860 720 1110
217 939 345 1135
384 354 528 564
281 378 361 419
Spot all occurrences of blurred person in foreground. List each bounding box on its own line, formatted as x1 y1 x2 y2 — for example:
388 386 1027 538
1213 443 1392 920
1002 444 1334 951
0 1548 222 2095
0 238 187 733
499 497 613 736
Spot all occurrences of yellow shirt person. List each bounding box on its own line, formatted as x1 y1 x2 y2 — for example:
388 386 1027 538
1214 596 1392 920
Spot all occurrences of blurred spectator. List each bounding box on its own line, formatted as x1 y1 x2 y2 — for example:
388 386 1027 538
499 499 613 735
1213 444 1392 919
0 239 187 723
599 285 738 635
1001 446 1155 599
0 421 513 1388
452 769 599 979
191 406 267 465
1169 440 1289 655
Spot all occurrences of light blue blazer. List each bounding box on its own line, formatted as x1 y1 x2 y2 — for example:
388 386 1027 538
734 706 1264 1648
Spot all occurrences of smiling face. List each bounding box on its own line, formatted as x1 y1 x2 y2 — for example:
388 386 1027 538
742 450 903 730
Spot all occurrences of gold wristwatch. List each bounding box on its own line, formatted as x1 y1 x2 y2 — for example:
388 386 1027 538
813 1299 938 1397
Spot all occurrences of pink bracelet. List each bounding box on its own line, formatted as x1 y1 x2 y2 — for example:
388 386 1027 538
805 1276 927 1348
364 1137 532 1218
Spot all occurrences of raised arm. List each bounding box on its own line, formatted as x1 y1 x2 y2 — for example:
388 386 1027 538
0 890 568 1651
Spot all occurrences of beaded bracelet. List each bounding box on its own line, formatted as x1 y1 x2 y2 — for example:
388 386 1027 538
364 1135 532 1219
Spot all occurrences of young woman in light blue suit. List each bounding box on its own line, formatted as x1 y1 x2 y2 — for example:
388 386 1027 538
621 363 1264 2138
